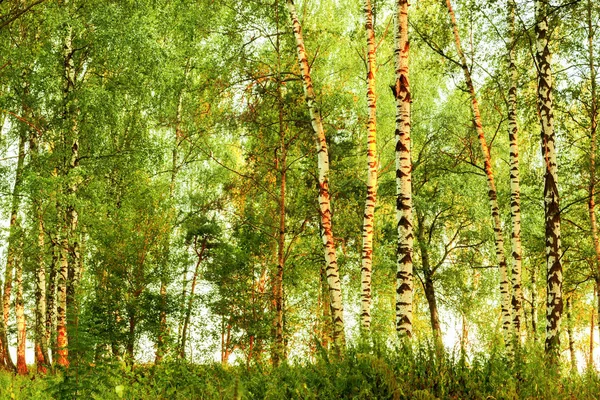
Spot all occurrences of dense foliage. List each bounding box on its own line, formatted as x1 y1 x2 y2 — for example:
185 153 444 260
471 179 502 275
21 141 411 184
0 0 599 398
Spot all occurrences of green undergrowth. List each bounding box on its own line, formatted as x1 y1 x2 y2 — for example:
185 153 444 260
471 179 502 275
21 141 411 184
1 343 599 399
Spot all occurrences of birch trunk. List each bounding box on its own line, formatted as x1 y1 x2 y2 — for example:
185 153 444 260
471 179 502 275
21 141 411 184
394 0 414 337
56 206 69 367
445 0 513 349
273 123 286 364
29 134 50 371
35 211 49 372
56 26 79 368
360 0 378 333
287 0 345 350
318 266 332 350
534 0 563 358
272 7 286 362
507 0 524 342
590 290 595 368
1 129 26 371
583 0 600 343
531 266 538 342
47 235 58 363
15 233 26 375
566 297 576 370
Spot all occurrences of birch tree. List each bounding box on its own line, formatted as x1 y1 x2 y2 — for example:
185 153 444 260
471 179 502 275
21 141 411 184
359 0 378 333
535 0 563 358
444 0 513 349
1 129 26 373
286 0 345 350
393 0 414 337
506 0 524 342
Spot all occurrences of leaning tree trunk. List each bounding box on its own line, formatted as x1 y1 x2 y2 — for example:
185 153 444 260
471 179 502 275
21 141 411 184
445 0 513 350
507 0 524 343
535 0 563 359
359 0 379 333
287 0 345 351
394 0 414 338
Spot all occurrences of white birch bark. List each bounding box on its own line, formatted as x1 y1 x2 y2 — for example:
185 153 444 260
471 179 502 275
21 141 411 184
445 0 514 349
535 0 562 358
394 0 414 337
507 0 524 342
286 0 345 350
360 0 378 333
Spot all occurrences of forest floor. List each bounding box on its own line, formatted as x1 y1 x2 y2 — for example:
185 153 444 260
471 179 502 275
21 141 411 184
0 345 598 399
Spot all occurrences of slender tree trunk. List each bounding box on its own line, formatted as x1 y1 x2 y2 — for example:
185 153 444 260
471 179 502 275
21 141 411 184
47 235 58 364
273 137 286 364
56 205 69 367
584 0 600 343
55 25 81 368
179 238 206 359
127 311 135 360
531 266 538 342
35 213 49 372
176 263 189 349
1 131 26 371
31 134 50 372
416 212 442 348
318 266 332 350
287 0 345 350
272 5 287 363
590 289 595 368
460 312 468 356
360 0 378 334
0 329 5 370
393 0 414 338
15 239 27 375
423 275 442 347
156 61 189 363
445 0 513 350
566 296 576 370
507 0 524 342
535 0 563 359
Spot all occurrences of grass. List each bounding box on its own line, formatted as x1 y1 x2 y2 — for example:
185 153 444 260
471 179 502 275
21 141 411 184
1 343 599 399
